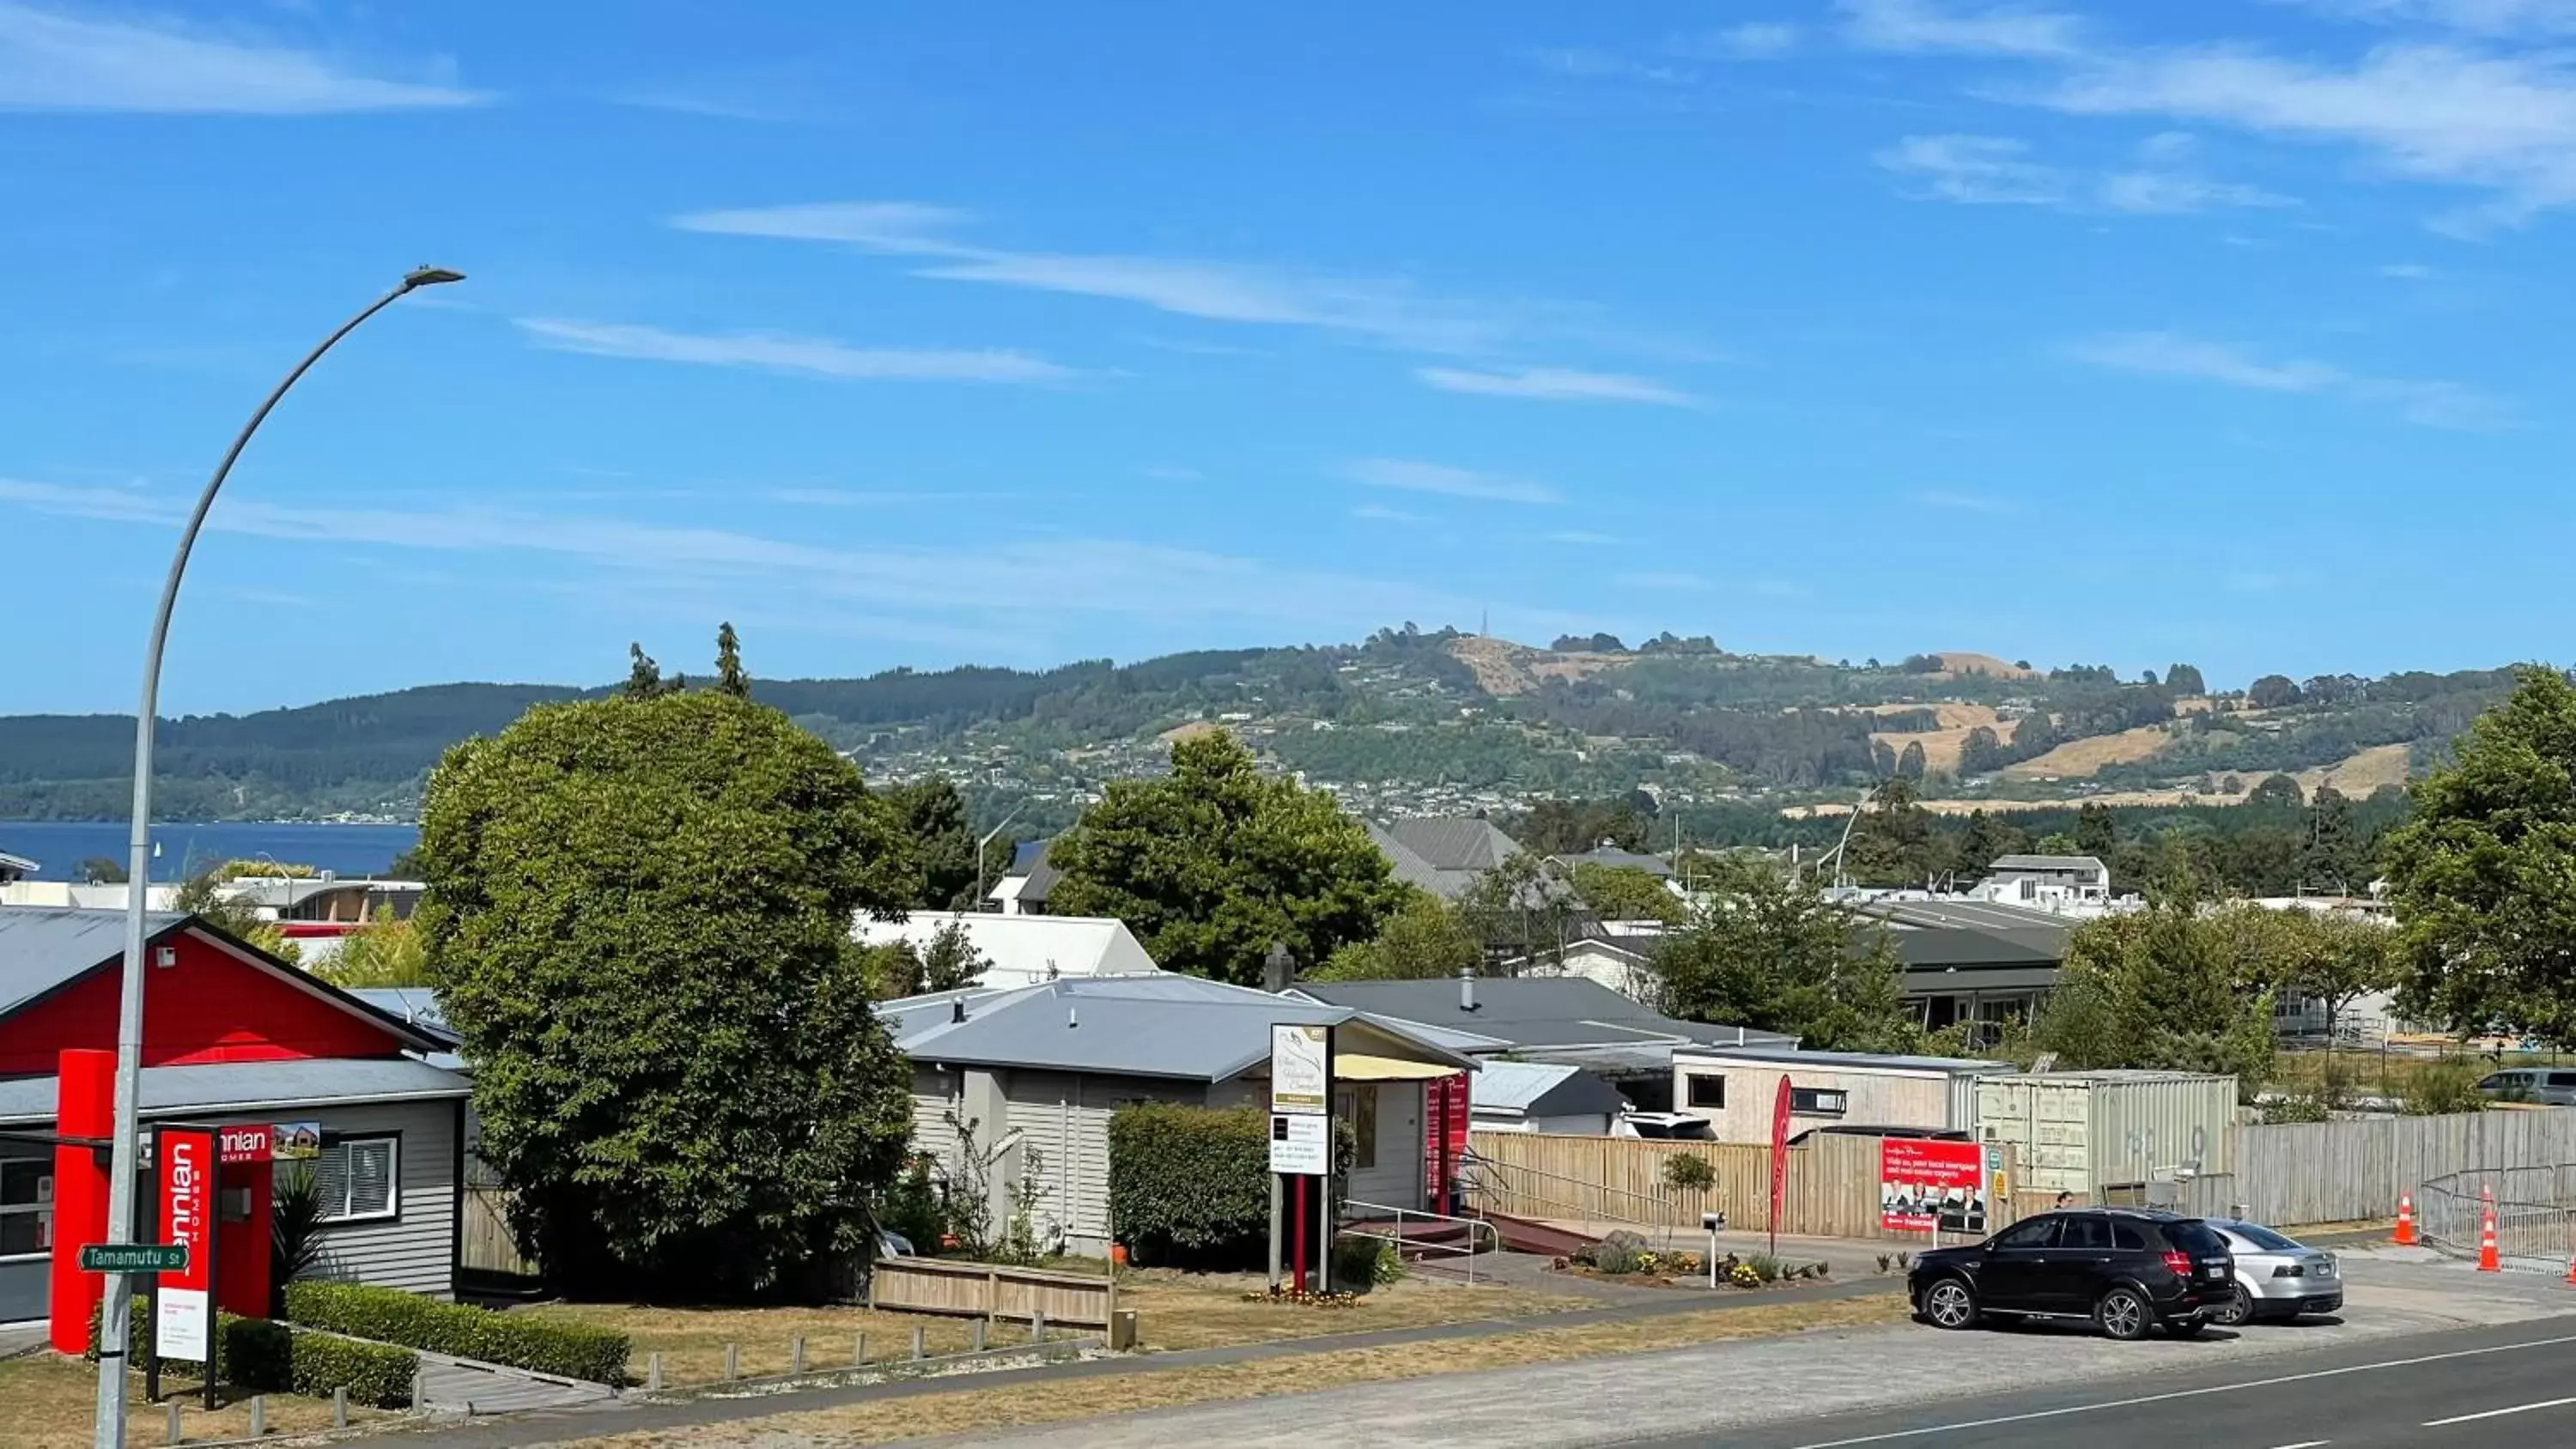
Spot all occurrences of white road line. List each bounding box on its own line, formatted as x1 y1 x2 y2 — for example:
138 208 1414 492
2423 1396 2576 1427
2265 1441 2330 1448
1779 1331 2576 1449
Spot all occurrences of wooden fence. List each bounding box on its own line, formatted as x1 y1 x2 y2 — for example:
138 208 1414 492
867 1258 1117 1330
2172 1106 2576 1226
459 1185 538 1277
1463 1131 2026 1242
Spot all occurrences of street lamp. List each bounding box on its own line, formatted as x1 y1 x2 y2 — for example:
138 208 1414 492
94 266 462 1449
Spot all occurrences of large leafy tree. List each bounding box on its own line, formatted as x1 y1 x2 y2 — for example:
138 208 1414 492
2165 663 2208 696
884 776 985 908
1315 890 1484 981
1649 858 1915 1051
2384 666 2576 1042
1455 852 1580 971
1567 862 1683 924
2301 785 2365 892
416 688 919 1299
2027 903 2277 1091
1046 731 1406 984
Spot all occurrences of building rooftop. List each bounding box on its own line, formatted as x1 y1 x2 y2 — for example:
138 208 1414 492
1469 1059 1631 1119
1550 845 1674 879
0 1055 471 1125
1291 976 1791 1055
1989 854 2108 874
1365 817 1528 900
1674 1043 2017 1075
855 911 1159 985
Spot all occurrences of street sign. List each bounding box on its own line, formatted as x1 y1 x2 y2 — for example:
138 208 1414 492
1270 1024 1329 1115
1269 1113 1329 1175
79 1242 187 1274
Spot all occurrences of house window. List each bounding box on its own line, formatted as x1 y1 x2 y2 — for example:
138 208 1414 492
313 1137 399 1222
0 1158 52 1258
1789 1088 1848 1118
1334 1088 1378 1171
1686 1074 1726 1109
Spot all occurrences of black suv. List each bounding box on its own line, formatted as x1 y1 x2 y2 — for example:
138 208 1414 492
1908 1209 2235 1340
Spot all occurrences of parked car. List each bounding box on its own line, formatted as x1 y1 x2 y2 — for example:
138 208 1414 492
1613 1112 1717 1141
2205 1219 2342 1325
2476 1068 2576 1106
1909 1209 2235 1341
1788 1125 1971 1148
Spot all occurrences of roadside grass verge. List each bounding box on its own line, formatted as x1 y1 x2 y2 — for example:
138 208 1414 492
0 1355 388 1448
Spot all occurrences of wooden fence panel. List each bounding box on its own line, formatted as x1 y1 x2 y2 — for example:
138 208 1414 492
867 1258 1115 1329
458 1186 538 1277
2171 1107 2576 1226
1464 1131 2021 1242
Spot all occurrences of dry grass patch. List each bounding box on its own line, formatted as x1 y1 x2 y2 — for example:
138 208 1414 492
2299 743 2409 798
1110 1269 1593 1351
0 1355 388 1448
2000 724 2176 780
556 1294 1906 1447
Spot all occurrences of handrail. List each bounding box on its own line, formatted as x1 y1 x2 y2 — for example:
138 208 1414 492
1339 1200 1501 1286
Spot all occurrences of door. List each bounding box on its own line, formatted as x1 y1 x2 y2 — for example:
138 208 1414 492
2044 1214 2118 1313
1977 1216 2061 1312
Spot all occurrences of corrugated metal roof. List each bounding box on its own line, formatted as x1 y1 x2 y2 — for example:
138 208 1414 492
1293 977 1792 1052
884 973 1497 1081
0 907 186 1016
1990 854 2106 872
1470 1059 1631 1119
0 1056 471 1125
1674 1044 2014 1075
1379 817 1522 871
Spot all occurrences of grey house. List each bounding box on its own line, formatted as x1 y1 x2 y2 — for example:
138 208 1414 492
1364 817 1528 901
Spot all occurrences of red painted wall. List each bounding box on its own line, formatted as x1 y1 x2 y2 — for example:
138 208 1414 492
49 1049 113 1354
0 930 404 1075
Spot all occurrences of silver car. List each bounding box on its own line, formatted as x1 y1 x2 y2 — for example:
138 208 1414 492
2207 1219 2342 1325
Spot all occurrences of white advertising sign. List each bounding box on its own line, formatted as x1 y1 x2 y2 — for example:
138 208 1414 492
1270 1023 1329 1115
156 1289 210 1362
1269 1113 1329 1175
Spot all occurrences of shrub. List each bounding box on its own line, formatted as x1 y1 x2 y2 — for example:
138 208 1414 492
285 1282 629 1386
2406 1060 2492 1117
1108 1104 1273 1268
89 1298 416 1407
1334 1236 1404 1290
1661 1153 1716 1193
1744 1253 1783 1283
1574 1229 1650 1276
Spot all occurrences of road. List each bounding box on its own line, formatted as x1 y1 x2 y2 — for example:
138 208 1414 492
1662 1318 2576 1449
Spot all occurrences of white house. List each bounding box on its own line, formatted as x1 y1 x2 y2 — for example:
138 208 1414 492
1970 854 2111 909
854 912 1161 988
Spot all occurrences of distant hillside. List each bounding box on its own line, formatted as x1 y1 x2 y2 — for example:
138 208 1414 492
0 626 2516 825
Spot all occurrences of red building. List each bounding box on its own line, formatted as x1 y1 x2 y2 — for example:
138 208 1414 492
0 909 467 1343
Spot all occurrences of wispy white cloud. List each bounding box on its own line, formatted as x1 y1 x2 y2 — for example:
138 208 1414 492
2292 0 2576 35
513 318 1078 384
1917 489 2014 513
2063 330 2511 429
1667 22 1801 60
2379 261 2440 277
1352 503 1425 523
1617 571 1710 591
1546 530 1624 545
1342 458 1562 506
1838 0 2088 59
1523 45 1697 85
1877 131 2292 212
1748 579 1813 600
669 201 1668 357
0 476 1540 640
1415 365 1702 407
0 2 488 112
1141 466 1204 482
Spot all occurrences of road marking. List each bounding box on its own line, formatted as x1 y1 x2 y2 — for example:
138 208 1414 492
2264 1441 2329 1448
2423 1396 2576 1427
1779 1331 2576 1448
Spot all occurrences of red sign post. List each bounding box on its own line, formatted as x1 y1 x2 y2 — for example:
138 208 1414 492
155 1129 216 1379
1767 1077 1792 1255
1879 1138 1988 1240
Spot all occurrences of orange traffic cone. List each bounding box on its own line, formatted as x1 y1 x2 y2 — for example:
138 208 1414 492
2394 1193 2417 1246
2478 1204 2501 1273
2563 1254 2576 1288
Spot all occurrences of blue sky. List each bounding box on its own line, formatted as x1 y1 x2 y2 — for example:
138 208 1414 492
5 0 2574 716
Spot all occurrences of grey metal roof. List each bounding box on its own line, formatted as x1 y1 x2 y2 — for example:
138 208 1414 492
1001 840 1062 904
1673 1044 2015 1075
344 988 459 1044
884 973 1499 1081
1291 977 1793 1053
0 907 187 1016
1378 817 1522 872
1551 846 1674 878
1990 854 2106 873
0 1056 471 1125
0 850 36 877
1470 1060 1631 1119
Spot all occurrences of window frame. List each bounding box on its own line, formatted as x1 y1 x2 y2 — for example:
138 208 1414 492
313 1133 403 1225
1686 1074 1726 1109
1991 1216 2060 1251
1788 1086 1849 1118
0 1155 52 1262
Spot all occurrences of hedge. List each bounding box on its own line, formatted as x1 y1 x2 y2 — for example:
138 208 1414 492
1107 1103 1353 1270
284 1281 629 1386
88 1298 416 1408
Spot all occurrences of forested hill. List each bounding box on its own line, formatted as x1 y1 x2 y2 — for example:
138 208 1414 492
0 626 2518 828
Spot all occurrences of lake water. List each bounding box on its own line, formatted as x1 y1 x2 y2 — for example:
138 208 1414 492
0 821 421 881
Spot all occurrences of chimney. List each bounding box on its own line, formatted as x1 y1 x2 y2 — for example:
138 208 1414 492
1459 964 1479 1013
1262 940 1296 994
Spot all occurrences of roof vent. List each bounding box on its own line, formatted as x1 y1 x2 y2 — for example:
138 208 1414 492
1459 965 1478 1013
1067 1006 1079 1029
950 999 967 1024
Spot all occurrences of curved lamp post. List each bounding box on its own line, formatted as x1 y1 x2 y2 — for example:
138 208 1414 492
94 266 463 1449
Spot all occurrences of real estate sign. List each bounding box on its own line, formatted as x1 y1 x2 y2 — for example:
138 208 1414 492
1880 1137 1988 1234
155 1128 216 1362
1269 1024 1329 1115
1268 1113 1329 1175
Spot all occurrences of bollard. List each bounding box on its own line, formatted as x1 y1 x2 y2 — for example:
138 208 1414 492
334 1386 349 1430
1108 1308 1139 1351
1031 1310 1046 1344
724 1342 739 1381
411 1366 426 1412
910 1325 926 1361
854 1332 866 1367
248 1396 266 1439
970 1319 986 1353
647 1353 664 1391
167 1399 183 1446
792 1335 806 1374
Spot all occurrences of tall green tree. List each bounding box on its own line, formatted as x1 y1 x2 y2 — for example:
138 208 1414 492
2075 801 2117 861
1896 739 1929 780
1315 890 1485 980
1954 810 2027 873
624 643 667 700
173 870 300 964
2027 903 2276 1091
714 622 750 699
1567 862 1683 923
1957 726 2006 776
2246 773 2306 813
1648 858 1915 1051
1845 776 1946 886
1046 731 1406 985
2384 666 2576 1043
416 688 919 1298
1455 852 1580 970
884 776 984 908
2302 785 2364 891
2165 663 2208 696
2248 674 2303 709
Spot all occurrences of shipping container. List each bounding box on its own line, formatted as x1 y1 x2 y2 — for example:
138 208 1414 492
1974 1070 2237 1199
